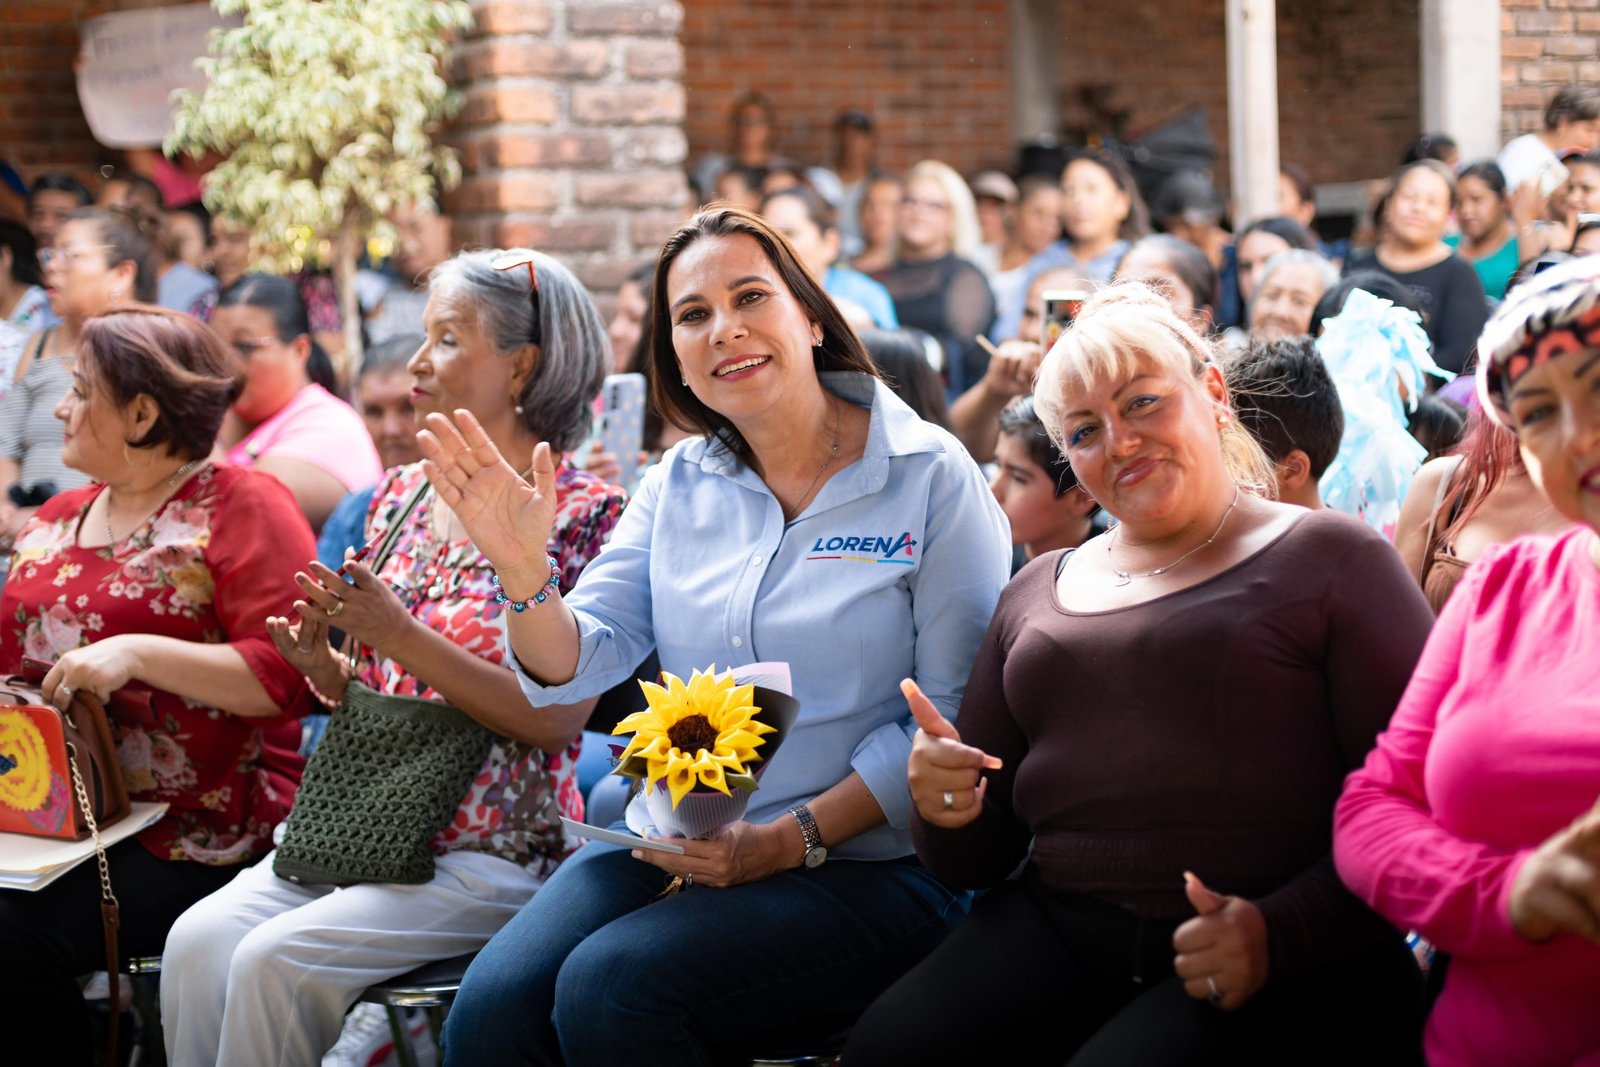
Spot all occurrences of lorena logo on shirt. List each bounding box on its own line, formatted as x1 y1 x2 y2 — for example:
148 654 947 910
806 531 916 565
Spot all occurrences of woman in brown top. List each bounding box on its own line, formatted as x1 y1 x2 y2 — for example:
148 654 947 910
846 284 1431 1066
1394 408 1571 612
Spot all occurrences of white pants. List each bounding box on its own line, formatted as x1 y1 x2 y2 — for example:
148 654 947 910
161 850 541 1067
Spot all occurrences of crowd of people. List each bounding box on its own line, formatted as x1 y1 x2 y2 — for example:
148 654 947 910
0 78 1597 1067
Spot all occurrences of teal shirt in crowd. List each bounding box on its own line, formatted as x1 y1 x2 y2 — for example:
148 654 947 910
1445 232 1518 301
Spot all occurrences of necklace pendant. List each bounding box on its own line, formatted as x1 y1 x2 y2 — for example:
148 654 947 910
1113 574 1133 587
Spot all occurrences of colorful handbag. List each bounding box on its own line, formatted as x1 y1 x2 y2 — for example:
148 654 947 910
0 664 132 1063
0 668 130 840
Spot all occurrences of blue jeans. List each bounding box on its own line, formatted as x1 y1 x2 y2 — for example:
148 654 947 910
441 840 965 1066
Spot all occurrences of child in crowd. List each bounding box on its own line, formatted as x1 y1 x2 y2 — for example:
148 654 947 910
990 396 1099 564
1227 336 1344 511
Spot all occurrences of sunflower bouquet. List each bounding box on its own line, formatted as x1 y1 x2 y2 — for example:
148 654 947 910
610 665 800 840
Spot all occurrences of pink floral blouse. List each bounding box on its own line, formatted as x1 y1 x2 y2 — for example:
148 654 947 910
356 463 626 871
1 465 316 864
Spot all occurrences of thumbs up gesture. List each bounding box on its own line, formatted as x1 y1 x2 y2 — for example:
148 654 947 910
1171 871 1270 1010
903 678 1002 829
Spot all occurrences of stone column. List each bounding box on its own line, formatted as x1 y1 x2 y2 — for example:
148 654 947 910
453 0 691 306
1421 0 1501 161
1225 0 1280 222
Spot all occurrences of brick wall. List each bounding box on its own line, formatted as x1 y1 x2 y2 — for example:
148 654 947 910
681 0 1014 181
1055 0 1421 197
0 0 121 182
451 0 692 297
1500 0 1600 143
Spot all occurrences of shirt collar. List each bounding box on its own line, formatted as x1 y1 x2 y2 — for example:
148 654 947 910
684 372 948 486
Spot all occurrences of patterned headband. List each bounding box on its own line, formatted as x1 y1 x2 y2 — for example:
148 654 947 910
1478 256 1600 426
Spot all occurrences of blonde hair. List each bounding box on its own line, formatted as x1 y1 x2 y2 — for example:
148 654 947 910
902 159 983 260
1033 282 1276 496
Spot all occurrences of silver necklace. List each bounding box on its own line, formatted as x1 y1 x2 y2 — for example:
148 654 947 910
782 399 842 522
1106 485 1241 587
106 458 204 546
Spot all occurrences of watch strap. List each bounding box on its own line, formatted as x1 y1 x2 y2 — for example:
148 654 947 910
789 804 821 851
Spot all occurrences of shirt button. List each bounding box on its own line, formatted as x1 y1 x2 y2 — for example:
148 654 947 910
732 636 744 648
751 554 762 566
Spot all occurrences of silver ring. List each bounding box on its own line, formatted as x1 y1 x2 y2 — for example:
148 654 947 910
57 685 73 707
326 598 346 618
941 790 955 811
683 873 693 887
1206 975 1223 1006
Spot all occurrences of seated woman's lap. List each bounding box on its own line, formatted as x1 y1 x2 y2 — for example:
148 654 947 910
846 872 1425 1067
443 840 964 1067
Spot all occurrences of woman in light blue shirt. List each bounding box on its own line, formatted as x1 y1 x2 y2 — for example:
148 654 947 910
423 207 1011 1066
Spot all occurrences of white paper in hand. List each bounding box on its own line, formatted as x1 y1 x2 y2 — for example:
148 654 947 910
730 661 791 696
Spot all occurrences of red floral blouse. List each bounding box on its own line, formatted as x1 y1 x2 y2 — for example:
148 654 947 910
1 465 316 865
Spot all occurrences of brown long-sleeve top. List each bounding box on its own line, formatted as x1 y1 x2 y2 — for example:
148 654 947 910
913 509 1435 978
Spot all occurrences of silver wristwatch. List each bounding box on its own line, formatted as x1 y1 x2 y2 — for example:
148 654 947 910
789 804 827 868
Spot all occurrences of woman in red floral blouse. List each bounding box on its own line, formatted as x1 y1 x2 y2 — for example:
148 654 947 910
0 305 315 1065
160 250 627 1067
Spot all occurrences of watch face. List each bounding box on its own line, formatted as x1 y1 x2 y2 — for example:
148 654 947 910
804 845 828 869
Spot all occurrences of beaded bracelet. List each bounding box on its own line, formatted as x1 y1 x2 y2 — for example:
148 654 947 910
491 555 561 613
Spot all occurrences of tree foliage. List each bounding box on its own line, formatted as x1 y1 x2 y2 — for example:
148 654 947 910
167 0 474 365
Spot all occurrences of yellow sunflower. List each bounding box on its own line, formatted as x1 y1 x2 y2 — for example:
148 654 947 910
612 666 776 808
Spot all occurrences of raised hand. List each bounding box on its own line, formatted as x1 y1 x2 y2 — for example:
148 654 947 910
265 611 347 704
1172 871 1270 1011
903 678 1002 829
1509 795 1600 945
416 409 557 585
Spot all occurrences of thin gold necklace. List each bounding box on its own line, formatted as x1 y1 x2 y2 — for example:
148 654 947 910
1106 485 1240 587
781 399 842 523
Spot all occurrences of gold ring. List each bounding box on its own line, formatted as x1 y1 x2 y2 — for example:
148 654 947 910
326 599 346 618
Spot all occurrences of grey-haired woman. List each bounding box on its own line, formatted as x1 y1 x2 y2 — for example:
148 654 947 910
159 250 628 1067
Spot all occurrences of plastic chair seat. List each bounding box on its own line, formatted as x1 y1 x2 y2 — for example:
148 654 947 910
359 951 478 1010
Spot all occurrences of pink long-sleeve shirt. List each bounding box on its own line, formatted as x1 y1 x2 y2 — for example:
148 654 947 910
1334 528 1600 1067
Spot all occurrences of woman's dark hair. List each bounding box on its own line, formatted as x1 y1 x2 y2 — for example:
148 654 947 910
1120 234 1220 316
858 328 951 430
1403 132 1458 166
997 395 1077 497
80 304 244 459
0 219 44 289
1309 270 1428 337
1456 160 1508 200
760 185 838 235
1062 148 1150 242
28 172 92 207
1407 395 1468 461
1236 215 1317 252
65 207 158 303
648 207 881 461
358 332 422 382
1279 163 1315 209
216 273 337 393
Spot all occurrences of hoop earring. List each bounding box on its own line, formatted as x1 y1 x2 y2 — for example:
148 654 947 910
122 443 156 470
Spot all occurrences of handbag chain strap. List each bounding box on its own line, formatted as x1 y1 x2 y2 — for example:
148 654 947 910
65 711 122 1065
65 733 118 912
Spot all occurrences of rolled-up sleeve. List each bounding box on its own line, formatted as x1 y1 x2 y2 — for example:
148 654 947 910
512 460 661 708
850 452 1010 829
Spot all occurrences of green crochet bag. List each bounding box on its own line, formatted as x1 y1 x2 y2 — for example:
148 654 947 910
273 479 493 886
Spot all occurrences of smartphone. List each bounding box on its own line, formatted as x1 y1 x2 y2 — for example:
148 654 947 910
596 373 646 488
1538 160 1570 201
1041 289 1088 349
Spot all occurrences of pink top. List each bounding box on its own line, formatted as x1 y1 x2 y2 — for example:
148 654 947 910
1334 528 1600 1067
224 384 382 492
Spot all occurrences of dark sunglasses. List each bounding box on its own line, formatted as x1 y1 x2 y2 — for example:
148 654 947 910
491 250 543 344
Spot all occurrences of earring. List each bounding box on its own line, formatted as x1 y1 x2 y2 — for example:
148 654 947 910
122 443 156 470
514 404 525 416
812 334 823 347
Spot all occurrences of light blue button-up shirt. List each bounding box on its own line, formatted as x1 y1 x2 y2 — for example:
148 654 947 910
514 372 1011 860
